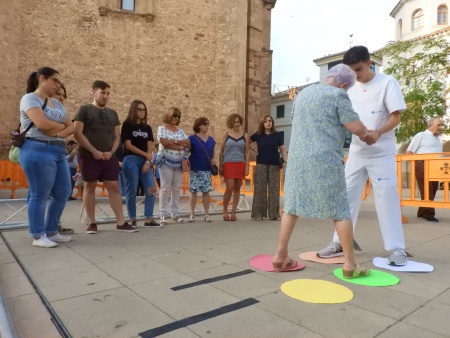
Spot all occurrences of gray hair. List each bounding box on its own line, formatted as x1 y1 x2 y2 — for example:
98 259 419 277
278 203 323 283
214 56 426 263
427 116 441 127
326 64 356 89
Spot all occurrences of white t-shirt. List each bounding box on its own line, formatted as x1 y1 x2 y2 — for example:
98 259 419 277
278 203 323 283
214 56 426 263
348 73 406 157
407 129 442 154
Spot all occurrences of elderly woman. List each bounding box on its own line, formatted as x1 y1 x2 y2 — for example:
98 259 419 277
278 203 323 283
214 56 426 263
156 107 190 224
219 113 250 221
19 67 74 247
188 117 216 222
249 114 287 221
272 64 373 278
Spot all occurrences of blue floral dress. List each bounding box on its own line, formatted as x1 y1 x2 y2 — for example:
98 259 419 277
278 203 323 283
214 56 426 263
284 84 360 220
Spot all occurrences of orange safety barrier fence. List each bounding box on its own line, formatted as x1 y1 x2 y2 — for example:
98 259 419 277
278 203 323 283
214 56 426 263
0 161 29 199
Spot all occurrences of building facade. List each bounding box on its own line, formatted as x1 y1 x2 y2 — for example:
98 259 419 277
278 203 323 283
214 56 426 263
0 0 277 158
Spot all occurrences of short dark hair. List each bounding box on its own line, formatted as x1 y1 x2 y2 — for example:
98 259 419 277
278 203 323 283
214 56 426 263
193 117 209 133
226 113 243 129
343 46 370 65
92 80 110 91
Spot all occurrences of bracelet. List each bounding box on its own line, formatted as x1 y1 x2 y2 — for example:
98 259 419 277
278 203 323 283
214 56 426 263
92 149 98 154
145 161 151 165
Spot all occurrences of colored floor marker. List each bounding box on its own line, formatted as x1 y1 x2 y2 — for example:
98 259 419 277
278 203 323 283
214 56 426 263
250 254 305 272
373 257 434 272
281 279 353 304
299 251 345 264
333 268 400 286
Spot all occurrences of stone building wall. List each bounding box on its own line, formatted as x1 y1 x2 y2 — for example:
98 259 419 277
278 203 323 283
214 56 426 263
0 0 276 159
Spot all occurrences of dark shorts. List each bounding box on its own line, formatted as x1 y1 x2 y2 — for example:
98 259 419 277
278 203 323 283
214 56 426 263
78 155 120 182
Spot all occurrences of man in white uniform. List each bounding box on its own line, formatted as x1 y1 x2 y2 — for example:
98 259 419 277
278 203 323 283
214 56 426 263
318 46 408 266
406 117 443 222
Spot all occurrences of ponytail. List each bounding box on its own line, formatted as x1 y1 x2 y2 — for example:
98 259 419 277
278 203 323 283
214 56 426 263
25 67 60 93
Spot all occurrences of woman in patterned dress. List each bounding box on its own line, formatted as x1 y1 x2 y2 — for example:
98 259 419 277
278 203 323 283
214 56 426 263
272 64 372 278
187 117 216 222
156 107 190 225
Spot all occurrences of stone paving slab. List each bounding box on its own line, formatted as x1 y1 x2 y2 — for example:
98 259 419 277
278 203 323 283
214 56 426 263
0 194 449 338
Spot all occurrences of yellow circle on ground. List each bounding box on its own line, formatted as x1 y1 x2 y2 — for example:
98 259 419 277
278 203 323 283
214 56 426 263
281 279 353 304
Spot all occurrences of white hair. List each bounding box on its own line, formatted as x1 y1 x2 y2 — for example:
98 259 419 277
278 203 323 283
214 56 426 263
427 116 441 127
326 64 356 89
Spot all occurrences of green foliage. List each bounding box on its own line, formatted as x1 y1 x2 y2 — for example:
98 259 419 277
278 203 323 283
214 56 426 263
381 38 449 143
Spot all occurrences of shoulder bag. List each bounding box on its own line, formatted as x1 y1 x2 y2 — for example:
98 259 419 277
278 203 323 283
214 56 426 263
194 134 218 176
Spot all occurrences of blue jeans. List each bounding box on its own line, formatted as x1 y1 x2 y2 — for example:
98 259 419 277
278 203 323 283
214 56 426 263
118 170 127 197
20 139 71 238
122 155 156 219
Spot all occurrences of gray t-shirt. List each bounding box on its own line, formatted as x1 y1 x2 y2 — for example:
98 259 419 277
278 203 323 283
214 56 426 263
20 93 67 141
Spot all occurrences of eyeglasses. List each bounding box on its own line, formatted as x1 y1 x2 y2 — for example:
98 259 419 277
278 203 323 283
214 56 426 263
202 122 209 126
48 76 63 88
172 114 181 118
137 108 146 112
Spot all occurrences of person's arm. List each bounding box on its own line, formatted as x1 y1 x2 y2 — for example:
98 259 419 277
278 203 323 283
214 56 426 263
56 114 74 138
218 131 228 175
279 144 287 166
405 150 413 154
73 121 104 160
375 111 401 140
344 120 370 143
26 107 65 135
244 133 250 175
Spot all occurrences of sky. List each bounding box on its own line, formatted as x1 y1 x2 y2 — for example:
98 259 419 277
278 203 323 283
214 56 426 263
270 0 399 92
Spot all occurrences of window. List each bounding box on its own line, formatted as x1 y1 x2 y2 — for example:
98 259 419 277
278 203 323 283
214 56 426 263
276 105 285 118
121 0 135 11
398 19 403 38
438 4 448 25
412 9 424 30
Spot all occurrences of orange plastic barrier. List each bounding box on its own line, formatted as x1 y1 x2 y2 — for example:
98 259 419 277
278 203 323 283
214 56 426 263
396 153 450 222
0 161 29 199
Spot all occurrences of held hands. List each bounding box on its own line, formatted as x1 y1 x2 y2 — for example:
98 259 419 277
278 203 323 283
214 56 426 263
359 130 380 146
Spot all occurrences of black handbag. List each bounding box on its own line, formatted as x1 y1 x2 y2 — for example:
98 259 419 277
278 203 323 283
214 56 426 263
194 134 218 176
10 98 48 148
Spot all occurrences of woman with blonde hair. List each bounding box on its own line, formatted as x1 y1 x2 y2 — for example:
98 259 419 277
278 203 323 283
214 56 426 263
156 107 190 224
219 113 249 221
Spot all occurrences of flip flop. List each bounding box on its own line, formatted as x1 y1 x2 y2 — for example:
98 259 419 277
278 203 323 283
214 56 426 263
342 264 371 279
272 257 298 271
230 216 237 221
223 215 231 221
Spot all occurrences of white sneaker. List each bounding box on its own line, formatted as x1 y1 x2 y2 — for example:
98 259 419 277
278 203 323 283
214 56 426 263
32 234 58 248
172 216 184 223
188 215 195 223
160 216 168 225
48 233 72 243
204 215 212 222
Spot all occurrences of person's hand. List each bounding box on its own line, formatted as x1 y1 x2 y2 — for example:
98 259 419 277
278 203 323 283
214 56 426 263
93 150 105 160
103 151 113 161
142 162 150 174
245 164 249 176
363 130 380 145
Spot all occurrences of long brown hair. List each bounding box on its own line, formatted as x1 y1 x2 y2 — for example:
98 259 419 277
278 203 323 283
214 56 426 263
125 100 148 125
257 114 276 134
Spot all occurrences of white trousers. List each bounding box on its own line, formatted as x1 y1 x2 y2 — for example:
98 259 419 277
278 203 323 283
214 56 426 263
159 164 183 218
332 155 405 251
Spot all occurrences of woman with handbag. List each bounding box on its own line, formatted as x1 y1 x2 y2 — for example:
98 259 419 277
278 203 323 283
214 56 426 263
156 107 190 224
19 67 74 248
187 117 216 222
219 113 250 221
249 114 287 221
121 100 160 228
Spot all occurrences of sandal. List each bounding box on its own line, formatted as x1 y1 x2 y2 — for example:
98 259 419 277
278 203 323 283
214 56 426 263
342 264 371 279
272 256 298 271
223 214 231 221
230 213 237 221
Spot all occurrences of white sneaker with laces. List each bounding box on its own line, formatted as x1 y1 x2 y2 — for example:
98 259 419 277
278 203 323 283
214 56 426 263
388 248 407 266
188 215 195 223
160 216 168 225
48 233 72 243
172 216 184 223
32 234 58 248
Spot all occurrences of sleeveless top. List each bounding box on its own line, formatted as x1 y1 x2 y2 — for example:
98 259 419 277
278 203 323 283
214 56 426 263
223 135 245 163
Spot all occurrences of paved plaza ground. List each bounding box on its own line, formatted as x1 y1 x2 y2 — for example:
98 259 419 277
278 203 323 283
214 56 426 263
0 192 449 338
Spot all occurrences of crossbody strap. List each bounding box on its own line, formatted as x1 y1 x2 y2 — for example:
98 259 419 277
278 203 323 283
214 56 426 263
194 134 212 164
21 98 48 133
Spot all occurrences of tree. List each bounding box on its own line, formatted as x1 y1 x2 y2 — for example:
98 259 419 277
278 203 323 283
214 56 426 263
378 38 449 143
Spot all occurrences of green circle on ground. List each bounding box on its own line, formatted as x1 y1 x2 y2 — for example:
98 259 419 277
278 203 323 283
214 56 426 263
333 268 400 286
